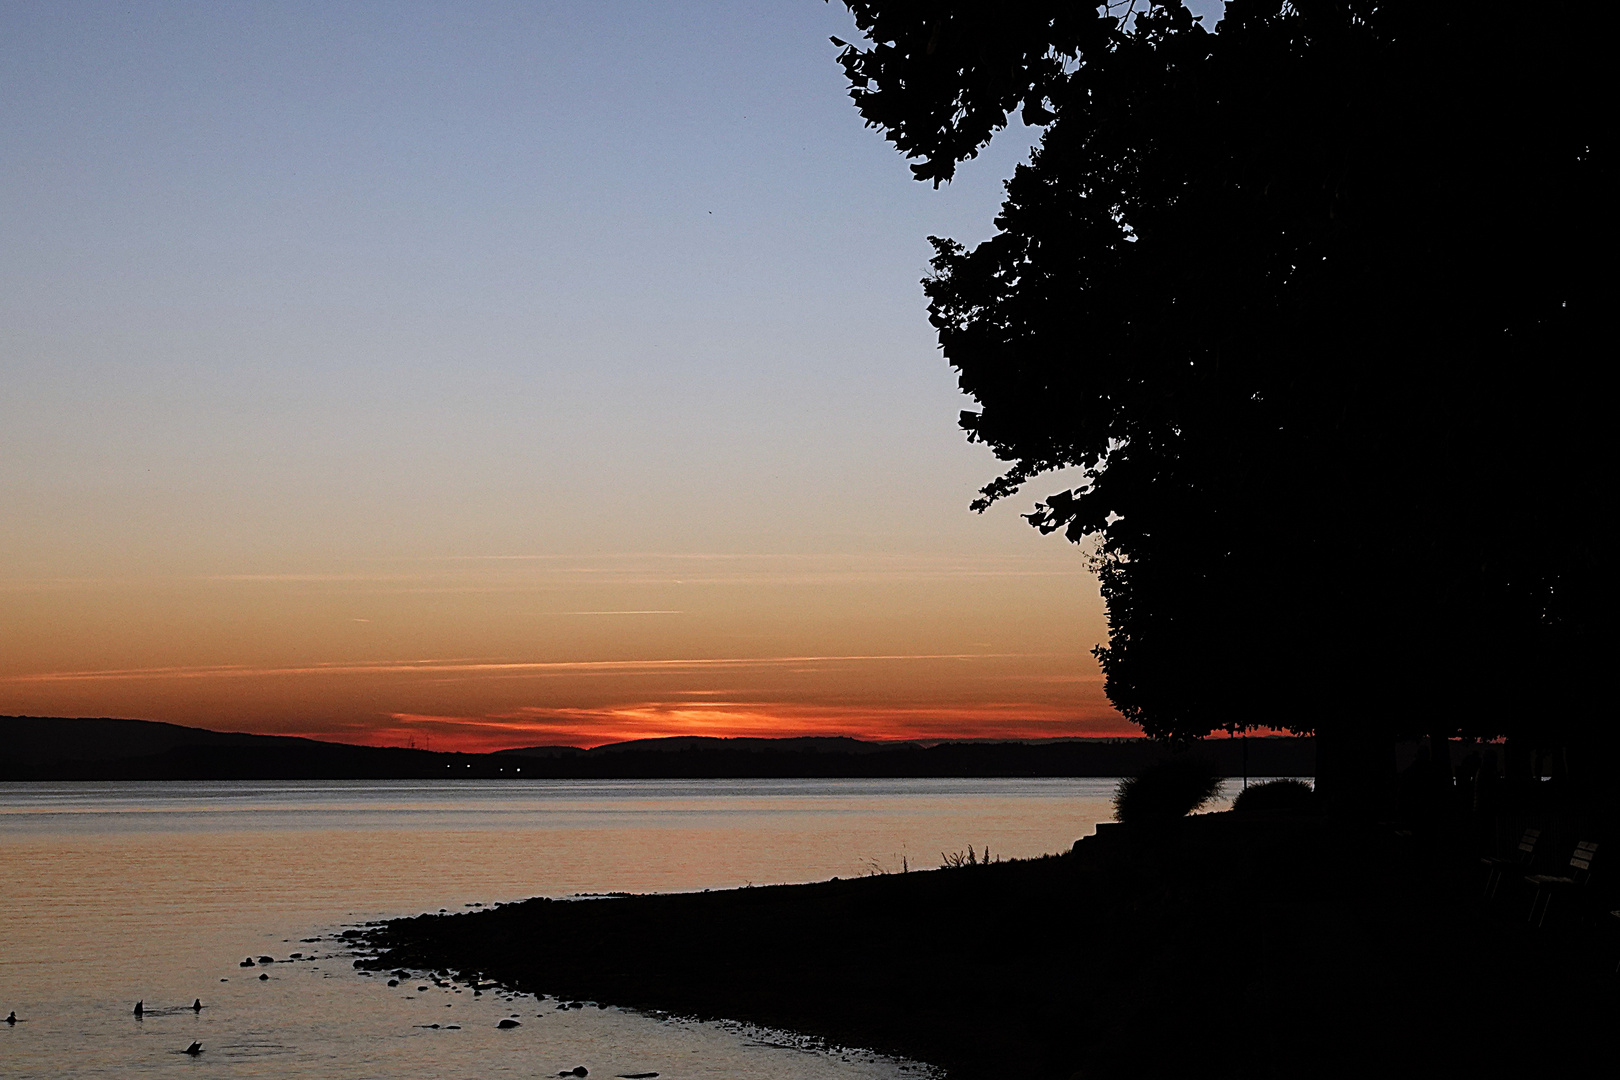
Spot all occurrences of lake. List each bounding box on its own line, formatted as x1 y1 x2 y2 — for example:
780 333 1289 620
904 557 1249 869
0 778 1128 1078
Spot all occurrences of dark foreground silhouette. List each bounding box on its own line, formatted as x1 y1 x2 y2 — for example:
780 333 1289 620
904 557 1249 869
358 811 1617 1079
828 1 1612 798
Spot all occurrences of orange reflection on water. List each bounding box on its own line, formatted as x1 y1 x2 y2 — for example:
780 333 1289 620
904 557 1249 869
10 778 1109 1078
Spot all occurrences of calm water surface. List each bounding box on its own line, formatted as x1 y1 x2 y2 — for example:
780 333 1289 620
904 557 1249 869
0 778 1123 1078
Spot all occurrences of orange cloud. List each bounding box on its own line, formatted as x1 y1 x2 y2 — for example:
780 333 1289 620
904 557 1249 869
332 700 1136 753
0 547 1120 748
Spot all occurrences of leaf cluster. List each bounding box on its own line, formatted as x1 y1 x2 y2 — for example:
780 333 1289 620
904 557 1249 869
833 1 1118 185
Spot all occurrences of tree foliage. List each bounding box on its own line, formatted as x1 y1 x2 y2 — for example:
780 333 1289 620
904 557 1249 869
836 1 1612 743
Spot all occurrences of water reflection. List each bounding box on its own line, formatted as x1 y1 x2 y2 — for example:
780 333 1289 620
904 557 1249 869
0 778 1115 1079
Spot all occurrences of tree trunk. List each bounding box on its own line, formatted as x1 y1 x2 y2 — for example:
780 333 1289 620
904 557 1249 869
1315 711 1396 817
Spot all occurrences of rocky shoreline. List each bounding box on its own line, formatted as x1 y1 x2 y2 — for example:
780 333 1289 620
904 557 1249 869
358 812 1616 1078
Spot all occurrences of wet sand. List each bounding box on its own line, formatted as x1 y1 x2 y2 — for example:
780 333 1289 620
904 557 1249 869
360 810 1618 1078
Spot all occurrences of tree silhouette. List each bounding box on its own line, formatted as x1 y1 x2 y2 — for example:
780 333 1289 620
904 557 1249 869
836 1 1611 796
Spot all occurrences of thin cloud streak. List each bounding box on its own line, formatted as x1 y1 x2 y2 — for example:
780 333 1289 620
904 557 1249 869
1 564 1092 594
1 652 1042 684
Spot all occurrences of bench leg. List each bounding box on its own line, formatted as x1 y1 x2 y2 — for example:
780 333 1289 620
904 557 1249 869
1529 887 1554 928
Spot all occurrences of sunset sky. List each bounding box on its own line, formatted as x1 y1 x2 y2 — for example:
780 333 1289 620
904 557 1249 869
0 3 1229 750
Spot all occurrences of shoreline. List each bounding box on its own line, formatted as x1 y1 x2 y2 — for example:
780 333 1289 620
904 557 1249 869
360 811 1617 1078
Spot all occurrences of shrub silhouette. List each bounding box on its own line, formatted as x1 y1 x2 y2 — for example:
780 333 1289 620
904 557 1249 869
1112 759 1224 823
1232 778 1316 813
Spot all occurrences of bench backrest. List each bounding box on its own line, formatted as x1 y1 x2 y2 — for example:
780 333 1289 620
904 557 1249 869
1517 828 1541 857
1569 841 1598 874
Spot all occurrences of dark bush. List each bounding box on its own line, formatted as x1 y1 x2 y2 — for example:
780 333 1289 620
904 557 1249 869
1231 778 1316 813
1112 758 1225 823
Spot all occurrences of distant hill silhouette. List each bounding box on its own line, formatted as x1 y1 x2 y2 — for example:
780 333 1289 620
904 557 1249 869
486 735 913 759
1 716 470 781
1 716 1313 781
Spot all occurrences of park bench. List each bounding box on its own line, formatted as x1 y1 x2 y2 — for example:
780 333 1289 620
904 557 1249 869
1481 827 1539 900
1524 840 1598 927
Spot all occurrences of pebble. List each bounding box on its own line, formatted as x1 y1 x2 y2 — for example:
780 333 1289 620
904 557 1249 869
497 1018 522 1029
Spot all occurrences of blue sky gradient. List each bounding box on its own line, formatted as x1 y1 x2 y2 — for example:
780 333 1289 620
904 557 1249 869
0 2 1221 745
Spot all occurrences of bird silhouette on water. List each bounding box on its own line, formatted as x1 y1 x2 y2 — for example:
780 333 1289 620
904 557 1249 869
132 1001 143 1018
184 1041 203 1056
5 1011 16 1025
191 999 203 1012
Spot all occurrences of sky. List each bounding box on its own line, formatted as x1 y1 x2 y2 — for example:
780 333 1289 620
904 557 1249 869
0 2 1224 751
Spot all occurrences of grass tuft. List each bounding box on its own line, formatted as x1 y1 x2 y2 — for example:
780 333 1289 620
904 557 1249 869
1113 758 1224 823
940 844 999 869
